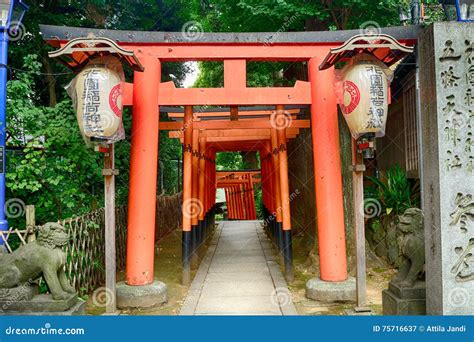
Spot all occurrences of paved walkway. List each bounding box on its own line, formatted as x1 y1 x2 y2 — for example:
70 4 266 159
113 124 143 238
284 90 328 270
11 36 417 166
180 220 297 315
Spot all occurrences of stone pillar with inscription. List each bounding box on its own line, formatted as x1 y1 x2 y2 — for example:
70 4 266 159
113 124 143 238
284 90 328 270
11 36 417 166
419 22 474 315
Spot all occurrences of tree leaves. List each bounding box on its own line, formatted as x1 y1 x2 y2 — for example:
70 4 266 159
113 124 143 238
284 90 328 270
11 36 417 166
7 55 104 226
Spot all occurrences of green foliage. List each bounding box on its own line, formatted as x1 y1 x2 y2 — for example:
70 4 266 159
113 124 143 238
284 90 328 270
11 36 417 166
158 130 182 194
369 218 383 233
365 165 420 217
216 152 244 170
254 187 264 220
7 55 104 226
6 1 200 228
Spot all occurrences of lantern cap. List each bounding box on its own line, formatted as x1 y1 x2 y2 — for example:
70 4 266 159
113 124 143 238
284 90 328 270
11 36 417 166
47 34 144 72
319 33 414 70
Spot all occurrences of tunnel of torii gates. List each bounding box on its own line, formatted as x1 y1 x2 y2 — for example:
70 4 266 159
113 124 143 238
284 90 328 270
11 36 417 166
41 24 418 287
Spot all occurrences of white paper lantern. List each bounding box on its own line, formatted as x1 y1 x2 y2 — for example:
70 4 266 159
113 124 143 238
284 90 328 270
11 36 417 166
339 54 392 139
68 56 125 145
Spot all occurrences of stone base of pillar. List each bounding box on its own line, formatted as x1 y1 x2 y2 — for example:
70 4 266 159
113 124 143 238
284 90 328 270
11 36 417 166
305 277 356 302
116 280 167 309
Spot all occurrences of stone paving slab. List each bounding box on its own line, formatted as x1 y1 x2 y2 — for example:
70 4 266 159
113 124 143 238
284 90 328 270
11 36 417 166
195 296 281 315
200 281 275 298
205 271 271 283
208 262 269 273
215 240 262 247
212 249 265 257
210 255 267 265
180 220 297 316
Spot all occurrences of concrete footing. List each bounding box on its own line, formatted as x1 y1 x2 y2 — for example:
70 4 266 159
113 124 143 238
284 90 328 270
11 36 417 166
305 277 356 302
116 280 168 309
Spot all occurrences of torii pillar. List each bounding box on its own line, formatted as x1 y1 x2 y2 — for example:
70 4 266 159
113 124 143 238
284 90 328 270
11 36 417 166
116 54 168 308
305 57 355 301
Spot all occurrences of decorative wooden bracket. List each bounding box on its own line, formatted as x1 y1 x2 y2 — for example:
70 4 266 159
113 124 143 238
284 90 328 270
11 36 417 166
319 33 414 70
48 35 144 72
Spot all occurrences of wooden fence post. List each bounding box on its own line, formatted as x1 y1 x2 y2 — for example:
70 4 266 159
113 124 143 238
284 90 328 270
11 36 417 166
26 205 36 242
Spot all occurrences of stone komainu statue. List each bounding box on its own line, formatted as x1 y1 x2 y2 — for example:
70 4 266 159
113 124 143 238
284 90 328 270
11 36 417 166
0 223 76 300
392 208 425 288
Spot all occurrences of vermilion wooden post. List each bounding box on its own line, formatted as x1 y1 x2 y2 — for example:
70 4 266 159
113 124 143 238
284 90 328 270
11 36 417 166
182 105 194 285
241 182 246 220
264 142 274 230
233 186 238 219
228 187 234 219
224 188 230 219
198 136 206 247
259 148 267 216
244 174 253 220
235 185 241 220
210 149 216 226
270 128 283 250
206 154 210 215
230 187 235 220
248 174 255 220
126 56 160 286
276 107 291 230
191 129 200 269
234 186 239 220
238 185 244 220
203 145 210 237
244 178 250 220
263 142 274 221
241 184 246 220
231 186 236 219
276 105 293 281
308 57 348 282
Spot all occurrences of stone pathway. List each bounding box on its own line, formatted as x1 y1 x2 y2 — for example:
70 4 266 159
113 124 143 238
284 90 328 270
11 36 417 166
180 220 297 315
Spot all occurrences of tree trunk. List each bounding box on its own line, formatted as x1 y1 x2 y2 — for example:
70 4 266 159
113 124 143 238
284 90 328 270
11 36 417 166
42 57 57 107
240 151 259 169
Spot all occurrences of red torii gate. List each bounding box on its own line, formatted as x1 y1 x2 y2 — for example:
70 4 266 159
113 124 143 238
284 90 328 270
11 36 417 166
41 24 418 307
216 170 260 221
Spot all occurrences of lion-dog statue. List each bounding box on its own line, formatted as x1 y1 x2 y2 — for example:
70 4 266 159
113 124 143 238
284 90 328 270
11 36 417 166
0 222 76 300
391 208 425 288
